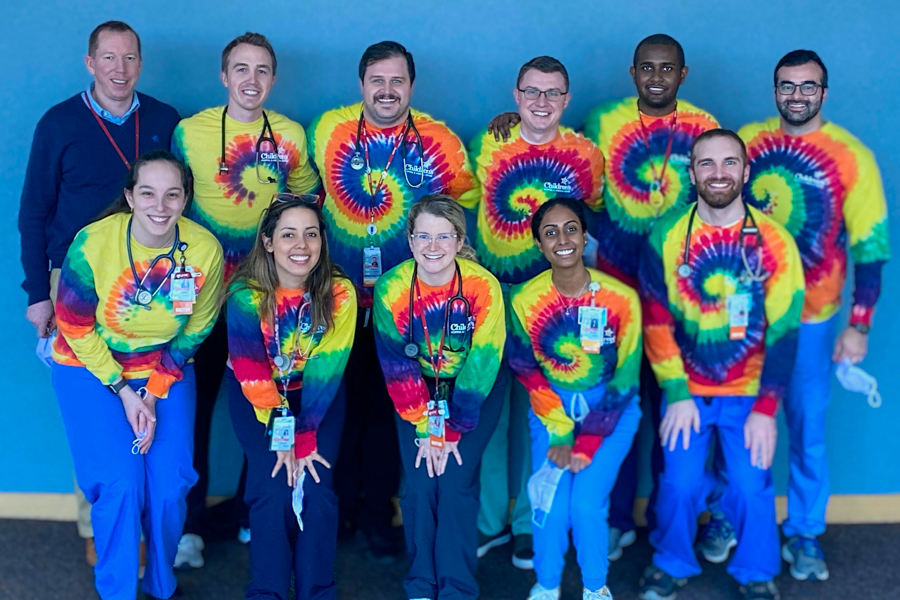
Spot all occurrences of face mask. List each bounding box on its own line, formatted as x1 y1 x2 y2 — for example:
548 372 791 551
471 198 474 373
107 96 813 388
292 471 307 530
527 460 566 528
835 359 882 408
35 331 56 369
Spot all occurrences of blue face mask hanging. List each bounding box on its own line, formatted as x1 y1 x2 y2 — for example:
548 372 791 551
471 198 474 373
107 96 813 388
835 359 882 408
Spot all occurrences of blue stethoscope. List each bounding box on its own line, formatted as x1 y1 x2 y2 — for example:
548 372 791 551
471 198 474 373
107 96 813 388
404 261 471 358
677 202 768 283
126 217 188 308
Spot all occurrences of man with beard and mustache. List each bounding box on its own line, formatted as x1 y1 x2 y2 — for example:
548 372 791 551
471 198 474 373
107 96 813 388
307 41 477 562
739 50 890 582
637 129 803 600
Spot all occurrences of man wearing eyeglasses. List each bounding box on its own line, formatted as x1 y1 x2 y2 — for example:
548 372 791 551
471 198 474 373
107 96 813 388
738 49 890 582
470 55 604 570
171 31 321 569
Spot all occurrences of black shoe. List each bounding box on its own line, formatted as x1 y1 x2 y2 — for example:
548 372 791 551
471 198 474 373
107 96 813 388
511 534 534 570
638 565 686 600
739 581 780 600
476 525 512 558
365 533 401 565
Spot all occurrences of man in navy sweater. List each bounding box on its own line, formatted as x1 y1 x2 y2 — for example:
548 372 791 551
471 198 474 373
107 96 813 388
17 20 180 566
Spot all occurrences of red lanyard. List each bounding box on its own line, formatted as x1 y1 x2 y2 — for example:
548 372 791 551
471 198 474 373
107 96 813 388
637 109 677 193
360 117 409 199
413 272 457 389
86 95 139 169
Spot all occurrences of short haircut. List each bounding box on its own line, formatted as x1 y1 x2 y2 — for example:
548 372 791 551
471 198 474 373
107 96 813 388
358 41 416 84
774 49 828 88
88 21 141 57
689 128 748 167
222 32 277 75
531 197 587 240
633 34 685 71
516 56 569 90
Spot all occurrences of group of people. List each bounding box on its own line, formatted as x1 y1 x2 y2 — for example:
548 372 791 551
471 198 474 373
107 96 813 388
18 20 889 600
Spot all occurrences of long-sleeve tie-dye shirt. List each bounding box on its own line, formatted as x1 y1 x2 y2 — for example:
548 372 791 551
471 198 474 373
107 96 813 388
226 278 357 458
639 204 805 416
172 107 322 281
583 98 719 287
53 212 224 398
469 123 605 285
307 103 478 305
738 118 890 327
373 259 505 441
507 269 641 462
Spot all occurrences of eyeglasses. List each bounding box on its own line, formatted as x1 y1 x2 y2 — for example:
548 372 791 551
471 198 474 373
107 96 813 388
517 87 568 102
776 81 825 96
271 193 320 207
410 233 458 247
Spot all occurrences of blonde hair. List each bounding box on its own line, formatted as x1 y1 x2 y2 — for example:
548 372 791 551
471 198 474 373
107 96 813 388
407 194 478 262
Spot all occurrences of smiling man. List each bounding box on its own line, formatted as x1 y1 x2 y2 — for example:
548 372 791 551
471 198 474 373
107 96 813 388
171 31 321 569
738 50 891 582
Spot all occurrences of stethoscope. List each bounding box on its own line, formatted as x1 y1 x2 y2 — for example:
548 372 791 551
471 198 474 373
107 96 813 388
350 111 426 189
677 203 768 283
126 217 188 309
404 261 471 359
272 294 320 385
219 106 278 185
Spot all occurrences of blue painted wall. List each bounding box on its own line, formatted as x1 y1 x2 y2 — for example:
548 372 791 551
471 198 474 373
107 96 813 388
2 0 898 499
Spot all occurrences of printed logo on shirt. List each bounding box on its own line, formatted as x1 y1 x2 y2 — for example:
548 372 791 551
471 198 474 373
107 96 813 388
602 326 616 347
260 151 291 164
669 153 690 166
543 175 574 194
794 171 829 189
405 162 436 178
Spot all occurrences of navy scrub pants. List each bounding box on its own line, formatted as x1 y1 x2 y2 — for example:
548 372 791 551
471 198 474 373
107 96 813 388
227 369 346 600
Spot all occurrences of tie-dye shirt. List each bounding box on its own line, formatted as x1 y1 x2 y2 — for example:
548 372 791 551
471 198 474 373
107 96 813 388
507 269 641 461
53 212 224 398
172 107 321 281
373 259 505 441
739 118 890 327
640 204 804 416
227 278 357 458
583 98 719 287
469 123 605 284
308 103 477 304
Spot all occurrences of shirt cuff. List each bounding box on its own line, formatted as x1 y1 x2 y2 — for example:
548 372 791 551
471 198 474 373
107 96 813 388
145 371 174 399
751 394 778 417
294 431 316 459
548 431 575 447
850 304 874 329
663 379 692 404
572 433 603 462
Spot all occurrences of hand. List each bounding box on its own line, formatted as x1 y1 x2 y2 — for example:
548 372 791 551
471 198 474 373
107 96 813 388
437 440 462 476
744 411 777 470
135 392 158 455
415 439 441 478
272 450 297 487
119 384 156 440
26 300 56 338
487 112 521 141
296 451 331 484
833 326 868 364
660 399 700 452
569 454 590 474
546 444 572 469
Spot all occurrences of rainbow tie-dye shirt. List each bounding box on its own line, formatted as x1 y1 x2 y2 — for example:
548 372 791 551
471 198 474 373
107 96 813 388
172 107 321 281
373 259 505 441
639 204 804 416
739 118 890 326
507 269 641 461
308 103 477 304
469 123 605 285
226 278 357 458
53 212 224 398
583 98 719 287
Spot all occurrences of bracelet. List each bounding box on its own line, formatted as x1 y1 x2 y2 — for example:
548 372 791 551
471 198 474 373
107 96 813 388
851 323 870 335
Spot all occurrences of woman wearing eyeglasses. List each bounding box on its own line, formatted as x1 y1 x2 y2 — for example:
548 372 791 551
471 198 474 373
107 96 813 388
372 194 506 600
52 149 224 600
225 194 357 600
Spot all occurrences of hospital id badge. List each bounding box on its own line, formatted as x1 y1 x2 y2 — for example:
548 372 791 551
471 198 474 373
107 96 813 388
363 246 382 287
578 306 607 354
727 293 750 340
427 400 447 449
268 407 295 452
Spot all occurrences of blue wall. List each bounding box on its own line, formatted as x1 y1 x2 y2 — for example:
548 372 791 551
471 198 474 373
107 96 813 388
3 0 898 498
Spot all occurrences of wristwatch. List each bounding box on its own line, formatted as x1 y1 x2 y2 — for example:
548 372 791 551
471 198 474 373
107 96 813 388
851 323 870 335
108 378 128 395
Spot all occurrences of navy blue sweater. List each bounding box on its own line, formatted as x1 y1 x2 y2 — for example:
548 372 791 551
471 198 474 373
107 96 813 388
18 92 181 305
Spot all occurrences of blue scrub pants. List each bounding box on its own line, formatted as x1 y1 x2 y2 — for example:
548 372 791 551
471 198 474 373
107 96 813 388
397 369 506 600
529 392 641 591
651 395 779 585
227 370 346 600
54 363 197 600
782 317 836 538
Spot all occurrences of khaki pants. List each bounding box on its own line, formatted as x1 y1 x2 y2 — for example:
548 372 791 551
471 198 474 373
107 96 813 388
51 268 94 539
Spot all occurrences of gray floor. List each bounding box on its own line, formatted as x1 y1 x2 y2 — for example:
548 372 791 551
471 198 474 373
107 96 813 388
0 520 896 599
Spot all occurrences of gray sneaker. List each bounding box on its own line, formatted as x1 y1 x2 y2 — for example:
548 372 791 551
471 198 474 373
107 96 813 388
608 527 636 561
782 535 829 581
696 516 737 563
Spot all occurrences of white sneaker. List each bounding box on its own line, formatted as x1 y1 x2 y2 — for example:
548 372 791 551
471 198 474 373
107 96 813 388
584 586 613 600
528 583 560 600
174 533 205 569
237 527 251 544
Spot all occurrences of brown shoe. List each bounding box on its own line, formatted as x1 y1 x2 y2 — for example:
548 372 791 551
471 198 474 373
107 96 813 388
85 537 98 567
139 540 146 579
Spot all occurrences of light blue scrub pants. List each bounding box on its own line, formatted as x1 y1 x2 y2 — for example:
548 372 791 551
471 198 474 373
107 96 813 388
651 395 780 585
529 390 641 591
54 363 197 600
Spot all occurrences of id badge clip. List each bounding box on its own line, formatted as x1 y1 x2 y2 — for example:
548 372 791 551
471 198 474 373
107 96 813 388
363 246 382 287
578 306 607 354
170 266 200 315
726 293 750 340
267 406 295 452
427 399 448 449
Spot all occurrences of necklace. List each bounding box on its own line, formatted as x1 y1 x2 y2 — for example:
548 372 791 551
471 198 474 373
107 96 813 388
554 272 590 315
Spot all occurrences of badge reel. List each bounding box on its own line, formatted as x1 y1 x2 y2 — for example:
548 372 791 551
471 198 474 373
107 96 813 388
726 293 750 341
267 406 295 452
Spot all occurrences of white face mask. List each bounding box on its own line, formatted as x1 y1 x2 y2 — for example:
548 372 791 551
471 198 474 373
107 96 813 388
527 460 566 528
835 359 882 408
292 471 307 530
35 331 56 369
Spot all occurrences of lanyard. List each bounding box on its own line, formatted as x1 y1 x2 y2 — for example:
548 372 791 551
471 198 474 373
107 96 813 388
360 116 412 201
86 96 139 169
272 298 314 397
413 272 457 391
637 107 677 198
